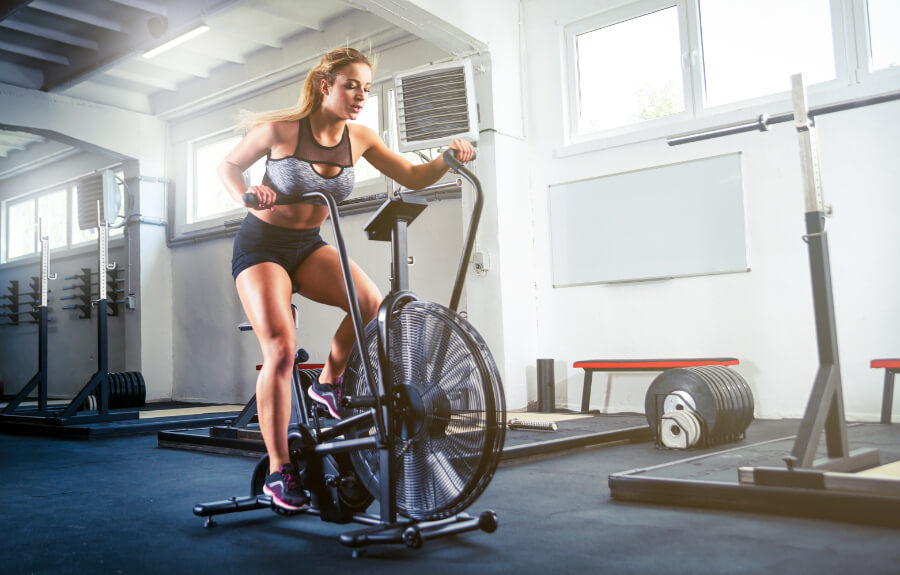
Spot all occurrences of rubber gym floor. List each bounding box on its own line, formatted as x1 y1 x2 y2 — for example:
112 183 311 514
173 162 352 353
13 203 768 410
1 418 898 575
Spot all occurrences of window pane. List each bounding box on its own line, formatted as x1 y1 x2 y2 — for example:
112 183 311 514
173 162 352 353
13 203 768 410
868 0 900 71
192 136 258 222
700 0 835 107
7 199 35 259
37 189 68 249
575 7 685 134
350 93 381 183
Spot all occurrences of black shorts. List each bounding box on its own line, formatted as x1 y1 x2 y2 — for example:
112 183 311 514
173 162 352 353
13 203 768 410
231 212 327 289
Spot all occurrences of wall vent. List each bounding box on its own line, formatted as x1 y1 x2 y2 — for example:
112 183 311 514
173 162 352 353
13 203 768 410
394 60 478 152
77 170 121 230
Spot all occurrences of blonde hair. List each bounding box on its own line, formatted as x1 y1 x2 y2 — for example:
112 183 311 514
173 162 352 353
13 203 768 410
237 47 374 129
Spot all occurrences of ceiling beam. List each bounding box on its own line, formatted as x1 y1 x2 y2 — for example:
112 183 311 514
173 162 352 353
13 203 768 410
0 0 34 21
41 0 241 92
104 68 178 91
28 0 126 33
0 19 100 50
108 0 168 17
0 131 45 145
0 60 43 90
0 39 69 65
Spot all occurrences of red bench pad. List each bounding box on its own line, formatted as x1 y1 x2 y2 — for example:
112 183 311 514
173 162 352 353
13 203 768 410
574 358 739 369
871 359 900 369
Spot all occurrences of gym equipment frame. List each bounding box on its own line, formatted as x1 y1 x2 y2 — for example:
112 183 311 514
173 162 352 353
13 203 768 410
608 75 900 527
193 150 505 553
0 208 139 428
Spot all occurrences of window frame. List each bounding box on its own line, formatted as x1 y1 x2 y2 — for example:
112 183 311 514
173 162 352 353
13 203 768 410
558 0 900 156
564 0 693 145
1 168 125 265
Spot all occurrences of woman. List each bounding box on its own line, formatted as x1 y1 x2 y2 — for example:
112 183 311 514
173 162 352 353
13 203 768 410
218 47 474 512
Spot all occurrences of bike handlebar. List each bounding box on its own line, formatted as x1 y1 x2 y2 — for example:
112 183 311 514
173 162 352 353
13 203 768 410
241 149 474 209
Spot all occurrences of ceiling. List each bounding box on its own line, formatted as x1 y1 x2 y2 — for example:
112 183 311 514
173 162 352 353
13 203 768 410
0 0 362 162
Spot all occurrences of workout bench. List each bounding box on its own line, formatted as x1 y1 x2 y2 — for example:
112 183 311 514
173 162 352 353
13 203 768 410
574 358 740 413
872 358 899 424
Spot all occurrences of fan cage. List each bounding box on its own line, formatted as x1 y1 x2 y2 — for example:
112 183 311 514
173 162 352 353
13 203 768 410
342 300 505 520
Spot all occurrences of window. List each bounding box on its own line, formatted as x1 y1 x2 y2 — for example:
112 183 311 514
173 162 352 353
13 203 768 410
190 135 265 224
6 199 35 260
867 0 900 72
573 6 685 134
37 189 68 249
563 0 898 146
350 92 381 183
2 170 124 263
699 0 835 107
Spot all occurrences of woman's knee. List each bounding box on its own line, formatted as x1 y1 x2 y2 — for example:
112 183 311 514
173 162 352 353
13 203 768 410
358 286 382 322
260 334 297 373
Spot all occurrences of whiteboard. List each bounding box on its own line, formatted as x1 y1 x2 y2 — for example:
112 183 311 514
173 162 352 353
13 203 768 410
549 153 748 286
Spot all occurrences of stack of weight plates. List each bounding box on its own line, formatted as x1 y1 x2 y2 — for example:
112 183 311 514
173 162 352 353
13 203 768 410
81 371 146 411
644 365 754 448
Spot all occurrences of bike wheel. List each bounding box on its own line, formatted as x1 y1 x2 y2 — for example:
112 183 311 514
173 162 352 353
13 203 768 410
342 300 506 521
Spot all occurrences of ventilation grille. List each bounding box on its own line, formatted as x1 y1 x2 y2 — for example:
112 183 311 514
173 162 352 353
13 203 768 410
395 60 478 152
77 170 121 230
77 173 104 231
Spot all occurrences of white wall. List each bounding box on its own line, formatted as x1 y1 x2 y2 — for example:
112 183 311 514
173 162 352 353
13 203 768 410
521 0 900 420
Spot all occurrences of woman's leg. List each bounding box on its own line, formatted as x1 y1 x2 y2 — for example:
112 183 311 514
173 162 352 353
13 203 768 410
235 262 296 473
293 245 382 383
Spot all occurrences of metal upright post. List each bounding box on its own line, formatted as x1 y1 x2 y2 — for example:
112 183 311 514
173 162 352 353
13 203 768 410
1 221 56 416
788 74 879 471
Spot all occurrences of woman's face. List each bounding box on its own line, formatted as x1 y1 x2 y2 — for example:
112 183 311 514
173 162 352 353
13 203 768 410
322 62 372 121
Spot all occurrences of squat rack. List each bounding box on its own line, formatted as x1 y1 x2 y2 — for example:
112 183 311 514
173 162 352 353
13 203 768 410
607 75 900 525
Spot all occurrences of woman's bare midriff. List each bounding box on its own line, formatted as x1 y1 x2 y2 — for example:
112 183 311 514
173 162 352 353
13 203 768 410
254 202 330 230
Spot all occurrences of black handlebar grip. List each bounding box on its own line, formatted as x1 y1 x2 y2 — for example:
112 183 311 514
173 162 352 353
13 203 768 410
442 148 476 171
243 191 310 208
242 192 260 208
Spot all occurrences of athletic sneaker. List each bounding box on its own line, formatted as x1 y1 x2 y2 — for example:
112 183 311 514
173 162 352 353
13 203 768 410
309 376 343 419
263 464 310 513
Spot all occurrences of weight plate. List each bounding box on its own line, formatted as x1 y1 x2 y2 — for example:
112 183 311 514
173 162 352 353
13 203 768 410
714 366 748 433
703 365 738 436
659 412 689 449
135 371 146 405
123 372 135 407
726 368 753 431
693 366 726 436
645 369 719 436
663 390 697 413
695 366 733 436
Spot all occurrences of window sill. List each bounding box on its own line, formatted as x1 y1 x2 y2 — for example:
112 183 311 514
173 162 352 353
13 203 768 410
555 76 900 158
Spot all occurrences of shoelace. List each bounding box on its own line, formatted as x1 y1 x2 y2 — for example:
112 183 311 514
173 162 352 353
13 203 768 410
280 466 301 492
332 377 343 403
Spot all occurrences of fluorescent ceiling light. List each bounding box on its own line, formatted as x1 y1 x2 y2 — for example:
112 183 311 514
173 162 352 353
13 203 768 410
142 25 209 59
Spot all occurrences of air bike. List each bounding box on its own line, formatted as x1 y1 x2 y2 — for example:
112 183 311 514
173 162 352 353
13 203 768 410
193 150 506 554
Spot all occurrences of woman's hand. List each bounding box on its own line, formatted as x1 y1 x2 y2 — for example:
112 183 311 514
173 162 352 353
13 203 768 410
244 184 278 211
446 139 475 164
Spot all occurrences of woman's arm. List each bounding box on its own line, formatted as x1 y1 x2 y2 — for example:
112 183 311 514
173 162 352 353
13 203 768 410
217 122 279 209
353 124 474 190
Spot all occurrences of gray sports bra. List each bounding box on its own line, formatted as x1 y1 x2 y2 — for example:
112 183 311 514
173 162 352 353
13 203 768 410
262 116 355 205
